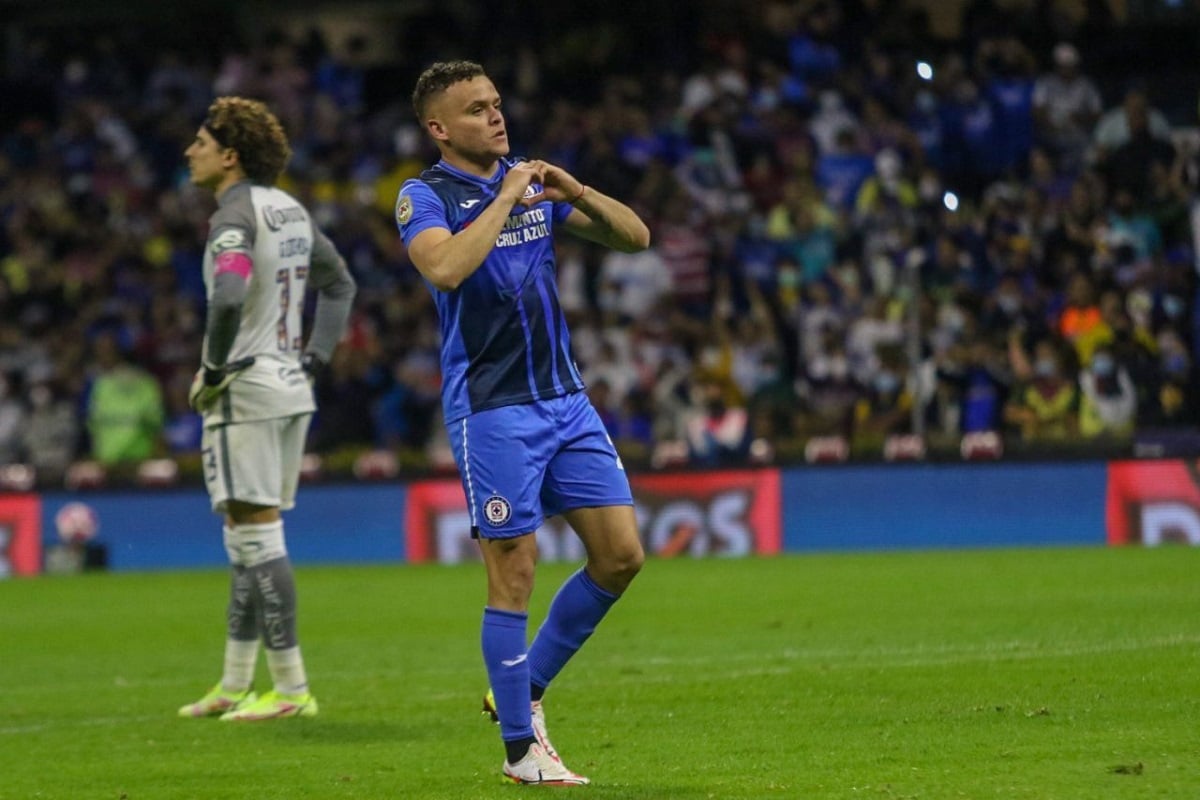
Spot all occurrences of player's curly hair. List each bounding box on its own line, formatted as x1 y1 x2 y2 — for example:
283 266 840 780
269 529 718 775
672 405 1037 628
411 60 487 120
202 96 292 185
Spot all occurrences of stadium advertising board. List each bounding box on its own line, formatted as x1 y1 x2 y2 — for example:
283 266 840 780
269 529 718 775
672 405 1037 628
782 462 1108 551
404 469 782 564
0 494 41 576
34 484 406 571
1106 459 1200 545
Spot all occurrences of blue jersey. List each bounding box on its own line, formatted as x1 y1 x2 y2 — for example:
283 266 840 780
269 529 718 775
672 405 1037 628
395 158 583 423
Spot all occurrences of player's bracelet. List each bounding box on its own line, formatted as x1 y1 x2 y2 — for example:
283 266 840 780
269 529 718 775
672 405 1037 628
569 184 587 205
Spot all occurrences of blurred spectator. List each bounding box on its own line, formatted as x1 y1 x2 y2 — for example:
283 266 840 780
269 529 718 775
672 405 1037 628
0 373 26 464
1004 336 1080 442
851 345 913 452
1092 86 1172 164
814 126 874 211
1101 105 1176 204
655 188 714 317
1140 327 1197 428
597 244 671 322
84 333 164 464
1057 272 1104 360
934 336 1010 435
979 37 1037 175
847 295 904 384
1078 344 1136 439
800 324 858 437
854 148 919 221
684 376 749 466
1032 42 1101 173
21 377 80 479
609 390 655 460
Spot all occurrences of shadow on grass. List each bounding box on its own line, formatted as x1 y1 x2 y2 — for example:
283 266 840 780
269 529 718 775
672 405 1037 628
581 784 721 799
249 718 427 745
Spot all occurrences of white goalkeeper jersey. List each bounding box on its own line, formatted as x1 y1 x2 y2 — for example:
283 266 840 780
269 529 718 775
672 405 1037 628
200 182 340 426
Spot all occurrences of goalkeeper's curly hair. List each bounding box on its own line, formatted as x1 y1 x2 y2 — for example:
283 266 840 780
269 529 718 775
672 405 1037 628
203 96 292 185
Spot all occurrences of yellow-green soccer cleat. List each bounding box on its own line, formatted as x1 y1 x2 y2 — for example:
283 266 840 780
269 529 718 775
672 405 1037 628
482 688 500 722
483 689 561 762
219 690 318 721
178 684 257 718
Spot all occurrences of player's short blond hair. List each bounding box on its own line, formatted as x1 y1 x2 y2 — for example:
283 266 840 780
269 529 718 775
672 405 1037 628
203 97 292 185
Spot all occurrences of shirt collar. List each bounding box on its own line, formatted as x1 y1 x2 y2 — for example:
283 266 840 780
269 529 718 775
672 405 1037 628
436 158 505 186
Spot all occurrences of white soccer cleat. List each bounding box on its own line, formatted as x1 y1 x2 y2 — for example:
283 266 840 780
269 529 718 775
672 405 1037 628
484 691 561 762
530 699 560 761
503 742 590 786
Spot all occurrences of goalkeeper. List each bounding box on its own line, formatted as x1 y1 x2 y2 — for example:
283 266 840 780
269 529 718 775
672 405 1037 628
177 96 356 722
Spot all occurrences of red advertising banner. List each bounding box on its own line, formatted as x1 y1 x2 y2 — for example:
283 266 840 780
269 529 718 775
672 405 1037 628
405 468 782 564
1106 459 1200 545
0 494 42 576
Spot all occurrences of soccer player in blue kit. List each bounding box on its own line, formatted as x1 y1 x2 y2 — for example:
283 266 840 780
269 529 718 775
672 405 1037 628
396 61 650 785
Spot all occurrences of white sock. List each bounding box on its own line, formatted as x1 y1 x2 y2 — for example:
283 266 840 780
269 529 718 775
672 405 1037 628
265 646 308 696
222 638 258 693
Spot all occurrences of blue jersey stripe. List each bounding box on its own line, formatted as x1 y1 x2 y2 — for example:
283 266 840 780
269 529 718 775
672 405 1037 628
523 279 558 399
514 284 542 400
540 281 581 394
534 278 565 397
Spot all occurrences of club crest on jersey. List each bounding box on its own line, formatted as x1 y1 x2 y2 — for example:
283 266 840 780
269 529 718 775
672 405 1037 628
210 228 247 255
483 494 512 527
522 184 540 200
396 194 413 225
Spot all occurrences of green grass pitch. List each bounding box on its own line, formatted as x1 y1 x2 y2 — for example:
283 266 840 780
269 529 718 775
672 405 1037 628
2 546 1198 799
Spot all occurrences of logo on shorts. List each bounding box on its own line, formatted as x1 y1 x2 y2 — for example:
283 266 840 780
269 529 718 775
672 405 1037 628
483 494 512 527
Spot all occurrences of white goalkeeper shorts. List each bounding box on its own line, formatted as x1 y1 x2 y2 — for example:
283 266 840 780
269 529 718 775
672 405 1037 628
201 413 312 513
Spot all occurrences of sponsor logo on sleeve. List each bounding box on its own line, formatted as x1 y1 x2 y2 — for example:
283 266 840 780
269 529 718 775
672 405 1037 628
210 228 248 255
396 194 413 225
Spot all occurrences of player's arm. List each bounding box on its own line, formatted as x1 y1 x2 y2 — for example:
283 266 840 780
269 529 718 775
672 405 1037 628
532 160 650 253
405 162 542 292
189 220 256 413
204 224 255 368
304 230 357 370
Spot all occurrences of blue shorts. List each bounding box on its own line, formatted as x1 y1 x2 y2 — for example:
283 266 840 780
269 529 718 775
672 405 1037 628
446 391 633 539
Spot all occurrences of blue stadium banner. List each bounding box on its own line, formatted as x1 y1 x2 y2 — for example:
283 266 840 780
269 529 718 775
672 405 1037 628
38 484 407 571
782 462 1108 551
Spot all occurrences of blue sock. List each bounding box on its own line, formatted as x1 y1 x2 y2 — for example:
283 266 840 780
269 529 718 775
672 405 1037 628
528 568 619 691
481 607 533 741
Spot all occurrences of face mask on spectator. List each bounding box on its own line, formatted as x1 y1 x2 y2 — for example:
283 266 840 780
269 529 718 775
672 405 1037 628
1162 294 1186 319
997 294 1021 314
1091 354 1115 377
874 371 900 395
1034 359 1058 379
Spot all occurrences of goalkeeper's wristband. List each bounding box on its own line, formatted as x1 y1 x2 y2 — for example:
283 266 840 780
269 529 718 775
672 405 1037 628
203 356 256 384
301 352 325 379
202 363 226 386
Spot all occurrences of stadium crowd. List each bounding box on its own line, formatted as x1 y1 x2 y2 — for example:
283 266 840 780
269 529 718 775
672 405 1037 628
1 0 1199 484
